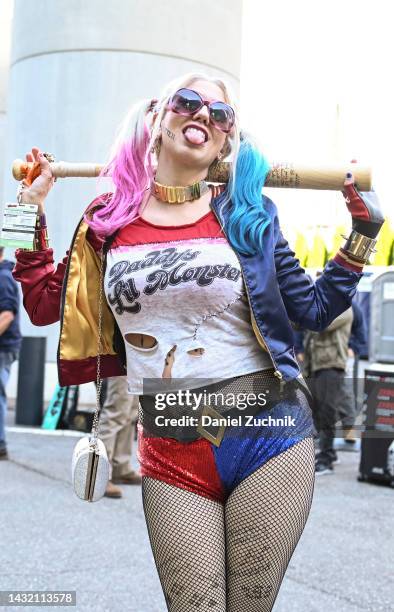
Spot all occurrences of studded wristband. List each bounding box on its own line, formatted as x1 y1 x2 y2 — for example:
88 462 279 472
33 213 49 251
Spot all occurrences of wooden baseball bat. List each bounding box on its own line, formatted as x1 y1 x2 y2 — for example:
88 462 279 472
12 159 373 191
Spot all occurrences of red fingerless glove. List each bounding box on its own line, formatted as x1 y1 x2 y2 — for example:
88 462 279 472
342 182 384 239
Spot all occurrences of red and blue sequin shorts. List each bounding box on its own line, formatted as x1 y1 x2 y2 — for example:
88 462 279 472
137 371 314 503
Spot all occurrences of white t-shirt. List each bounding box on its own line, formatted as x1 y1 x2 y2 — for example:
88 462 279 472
104 211 272 394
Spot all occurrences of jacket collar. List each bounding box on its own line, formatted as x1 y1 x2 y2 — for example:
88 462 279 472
210 188 230 218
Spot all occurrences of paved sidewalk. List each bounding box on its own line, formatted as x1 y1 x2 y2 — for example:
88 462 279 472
0 426 393 612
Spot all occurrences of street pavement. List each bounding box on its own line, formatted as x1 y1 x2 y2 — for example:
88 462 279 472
1 418 393 612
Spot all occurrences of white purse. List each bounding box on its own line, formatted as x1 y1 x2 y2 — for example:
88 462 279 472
71 245 110 501
71 436 109 501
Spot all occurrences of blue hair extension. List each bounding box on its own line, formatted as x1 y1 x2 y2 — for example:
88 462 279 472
220 137 271 255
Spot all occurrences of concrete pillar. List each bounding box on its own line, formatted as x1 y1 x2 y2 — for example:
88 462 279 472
0 0 13 204
3 0 243 363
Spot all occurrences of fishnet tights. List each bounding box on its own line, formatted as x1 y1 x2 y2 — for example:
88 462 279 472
141 437 315 611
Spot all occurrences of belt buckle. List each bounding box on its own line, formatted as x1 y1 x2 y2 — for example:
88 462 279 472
196 404 226 447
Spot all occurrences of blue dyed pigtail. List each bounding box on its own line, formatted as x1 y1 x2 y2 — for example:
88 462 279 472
220 135 271 255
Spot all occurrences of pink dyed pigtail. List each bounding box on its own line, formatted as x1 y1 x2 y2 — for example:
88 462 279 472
85 98 155 237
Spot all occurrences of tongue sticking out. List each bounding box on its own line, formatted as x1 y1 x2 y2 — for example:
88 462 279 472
184 127 206 145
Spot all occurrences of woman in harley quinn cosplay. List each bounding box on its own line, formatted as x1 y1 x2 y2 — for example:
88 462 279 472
14 73 383 611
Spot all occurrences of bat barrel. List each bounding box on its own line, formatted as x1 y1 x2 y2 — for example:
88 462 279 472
207 161 372 190
266 162 372 191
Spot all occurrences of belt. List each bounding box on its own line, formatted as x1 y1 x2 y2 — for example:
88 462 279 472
139 369 311 447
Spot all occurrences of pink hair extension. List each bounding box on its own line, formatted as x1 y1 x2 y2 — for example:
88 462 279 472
85 99 155 237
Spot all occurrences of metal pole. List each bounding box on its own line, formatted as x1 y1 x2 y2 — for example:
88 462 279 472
15 336 46 426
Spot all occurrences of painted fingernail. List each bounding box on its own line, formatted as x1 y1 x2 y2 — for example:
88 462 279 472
346 172 352 178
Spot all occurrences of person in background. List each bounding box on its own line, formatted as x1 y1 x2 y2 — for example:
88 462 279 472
0 247 22 460
336 299 367 444
100 375 141 498
301 306 353 475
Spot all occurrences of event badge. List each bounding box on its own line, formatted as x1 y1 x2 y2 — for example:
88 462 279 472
0 202 38 249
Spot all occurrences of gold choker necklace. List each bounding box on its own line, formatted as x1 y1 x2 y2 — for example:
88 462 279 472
151 179 210 204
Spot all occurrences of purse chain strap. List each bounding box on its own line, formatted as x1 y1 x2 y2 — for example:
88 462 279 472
89 244 104 448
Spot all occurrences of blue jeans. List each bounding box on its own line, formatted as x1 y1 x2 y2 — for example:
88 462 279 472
0 350 18 449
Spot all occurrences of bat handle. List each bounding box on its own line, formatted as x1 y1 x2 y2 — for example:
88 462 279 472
12 159 104 182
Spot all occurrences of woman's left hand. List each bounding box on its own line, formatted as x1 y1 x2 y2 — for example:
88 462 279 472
342 161 384 239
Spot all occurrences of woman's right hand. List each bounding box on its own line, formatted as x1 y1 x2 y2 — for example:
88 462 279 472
19 147 56 213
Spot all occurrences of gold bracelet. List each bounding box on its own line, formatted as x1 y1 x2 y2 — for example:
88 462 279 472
342 230 377 264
